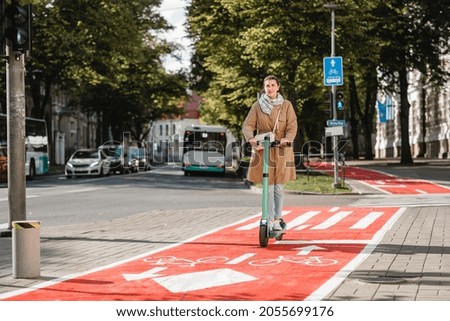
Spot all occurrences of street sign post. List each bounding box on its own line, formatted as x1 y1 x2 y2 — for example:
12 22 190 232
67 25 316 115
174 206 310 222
323 56 343 86
323 4 342 188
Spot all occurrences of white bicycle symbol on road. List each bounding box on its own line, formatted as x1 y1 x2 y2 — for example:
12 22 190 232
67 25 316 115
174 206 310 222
143 256 229 268
248 255 338 267
143 255 338 268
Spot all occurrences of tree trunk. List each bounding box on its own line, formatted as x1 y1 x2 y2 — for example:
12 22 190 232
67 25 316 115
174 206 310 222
398 67 413 165
348 74 360 159
362 68 377 160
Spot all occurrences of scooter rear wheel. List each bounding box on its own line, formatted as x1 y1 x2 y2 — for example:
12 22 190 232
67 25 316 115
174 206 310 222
259 225 269 247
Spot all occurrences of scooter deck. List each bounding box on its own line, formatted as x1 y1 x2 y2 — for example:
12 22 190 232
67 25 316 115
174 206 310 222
269 220 287 240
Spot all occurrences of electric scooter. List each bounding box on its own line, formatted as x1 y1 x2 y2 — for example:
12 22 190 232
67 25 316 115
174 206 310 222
258 135 287 247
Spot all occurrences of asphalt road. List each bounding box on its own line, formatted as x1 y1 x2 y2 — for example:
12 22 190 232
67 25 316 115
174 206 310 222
0 165 361 229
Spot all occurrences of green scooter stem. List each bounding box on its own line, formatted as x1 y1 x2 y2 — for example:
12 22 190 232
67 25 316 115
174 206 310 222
261 136 270 221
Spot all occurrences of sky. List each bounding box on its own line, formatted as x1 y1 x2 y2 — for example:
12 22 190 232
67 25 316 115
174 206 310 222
158 0 192 72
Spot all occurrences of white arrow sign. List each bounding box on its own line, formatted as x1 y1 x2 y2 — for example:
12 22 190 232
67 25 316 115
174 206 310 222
122 267 167 281
294 245 326 255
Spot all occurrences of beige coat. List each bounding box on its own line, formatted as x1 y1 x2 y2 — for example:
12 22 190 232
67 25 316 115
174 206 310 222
242 100 297 184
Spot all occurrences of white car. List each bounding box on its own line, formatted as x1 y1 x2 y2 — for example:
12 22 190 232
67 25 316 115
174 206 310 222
65 149 110 178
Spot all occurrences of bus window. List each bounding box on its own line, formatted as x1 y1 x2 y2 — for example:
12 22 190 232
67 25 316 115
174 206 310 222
182 125 227 176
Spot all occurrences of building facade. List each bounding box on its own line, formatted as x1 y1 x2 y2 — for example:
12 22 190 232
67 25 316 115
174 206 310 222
374 57 450 159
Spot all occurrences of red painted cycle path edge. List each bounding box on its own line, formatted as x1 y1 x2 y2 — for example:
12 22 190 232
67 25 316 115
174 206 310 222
2 206 404 301
321 165 450 194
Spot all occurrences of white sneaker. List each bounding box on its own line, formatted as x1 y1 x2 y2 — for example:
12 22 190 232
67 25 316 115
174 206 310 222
272 220 282 231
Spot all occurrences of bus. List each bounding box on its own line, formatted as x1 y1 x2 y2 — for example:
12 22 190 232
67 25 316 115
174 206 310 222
182 124 227 175
0 114 49 180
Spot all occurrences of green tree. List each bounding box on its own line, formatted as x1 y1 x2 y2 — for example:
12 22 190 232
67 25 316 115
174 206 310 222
187 0 331 147
25 0 187 150
187 0 450 164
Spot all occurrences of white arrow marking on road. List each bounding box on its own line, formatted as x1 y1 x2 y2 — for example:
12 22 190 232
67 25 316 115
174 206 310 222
294 245 326 255
123 267 167 281
153 268 257 293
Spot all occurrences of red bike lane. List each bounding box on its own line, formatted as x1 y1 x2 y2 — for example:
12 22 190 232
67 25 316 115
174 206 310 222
321 164 450 194
2 206 404 301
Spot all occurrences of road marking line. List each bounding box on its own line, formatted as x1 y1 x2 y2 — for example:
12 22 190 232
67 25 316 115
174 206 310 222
293 224 310 230
226 253 256 265
304 207 406 301
277 239 372 245
350 211 383 229
123 267 167 281
294 245 326 255
236 211 291 230
287 211 321 230
311 211 352 229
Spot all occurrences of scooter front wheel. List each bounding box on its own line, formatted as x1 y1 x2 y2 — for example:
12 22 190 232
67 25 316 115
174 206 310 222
259 225 269 247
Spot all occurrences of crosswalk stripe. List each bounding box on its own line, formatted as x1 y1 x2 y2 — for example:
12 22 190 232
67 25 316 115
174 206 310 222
311 211 352 229
350 211 383 229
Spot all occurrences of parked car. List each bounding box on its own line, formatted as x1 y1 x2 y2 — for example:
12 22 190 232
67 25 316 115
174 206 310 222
130 147 151 171
65 149 110 178
98 144 126 174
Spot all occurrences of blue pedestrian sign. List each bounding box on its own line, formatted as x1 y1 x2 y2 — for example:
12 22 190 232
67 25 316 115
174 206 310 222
323 56 344 86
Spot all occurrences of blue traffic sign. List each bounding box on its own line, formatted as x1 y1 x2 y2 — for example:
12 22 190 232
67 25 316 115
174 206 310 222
327 119 346 127
323 56 344 86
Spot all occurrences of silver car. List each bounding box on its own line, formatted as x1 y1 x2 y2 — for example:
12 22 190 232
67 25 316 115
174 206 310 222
65 149 110 178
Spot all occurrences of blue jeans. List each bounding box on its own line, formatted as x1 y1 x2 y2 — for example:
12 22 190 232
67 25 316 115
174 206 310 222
267 184 284 220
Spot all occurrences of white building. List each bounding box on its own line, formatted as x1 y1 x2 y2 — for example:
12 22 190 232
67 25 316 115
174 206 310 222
149 118 200 163
374 57 450 159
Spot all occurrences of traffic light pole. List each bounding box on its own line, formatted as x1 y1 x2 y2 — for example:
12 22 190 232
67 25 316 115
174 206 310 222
0 1 32 237
5 48 27 234
325 3 340 188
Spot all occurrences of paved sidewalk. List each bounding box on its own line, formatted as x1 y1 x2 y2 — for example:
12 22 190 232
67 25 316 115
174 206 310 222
0 159 449 300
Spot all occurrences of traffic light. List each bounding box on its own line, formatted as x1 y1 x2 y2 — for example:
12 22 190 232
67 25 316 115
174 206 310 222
5 1 31 53
336 91 344 110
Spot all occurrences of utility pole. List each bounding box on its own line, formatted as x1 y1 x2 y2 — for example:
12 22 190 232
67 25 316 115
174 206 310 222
7 49 27 228
0 1 32 237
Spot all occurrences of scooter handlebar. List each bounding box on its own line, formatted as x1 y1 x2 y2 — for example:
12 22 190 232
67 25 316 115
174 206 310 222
256 140 292 147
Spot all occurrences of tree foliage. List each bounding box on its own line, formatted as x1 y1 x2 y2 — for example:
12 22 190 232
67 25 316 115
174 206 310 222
187 0 450 163
24 0 187 143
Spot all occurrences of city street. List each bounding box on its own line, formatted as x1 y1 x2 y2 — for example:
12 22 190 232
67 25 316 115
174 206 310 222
0 161 449 302
0 164 361 228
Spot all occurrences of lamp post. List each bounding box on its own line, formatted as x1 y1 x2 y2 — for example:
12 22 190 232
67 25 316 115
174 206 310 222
324 3 340 188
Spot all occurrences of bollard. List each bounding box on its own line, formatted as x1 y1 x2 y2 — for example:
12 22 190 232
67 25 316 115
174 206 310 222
12 220 41 279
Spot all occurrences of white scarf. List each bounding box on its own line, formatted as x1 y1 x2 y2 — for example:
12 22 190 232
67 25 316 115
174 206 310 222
259 93 284 115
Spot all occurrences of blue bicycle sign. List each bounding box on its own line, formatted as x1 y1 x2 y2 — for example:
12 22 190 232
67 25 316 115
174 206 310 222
323 56 344 86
